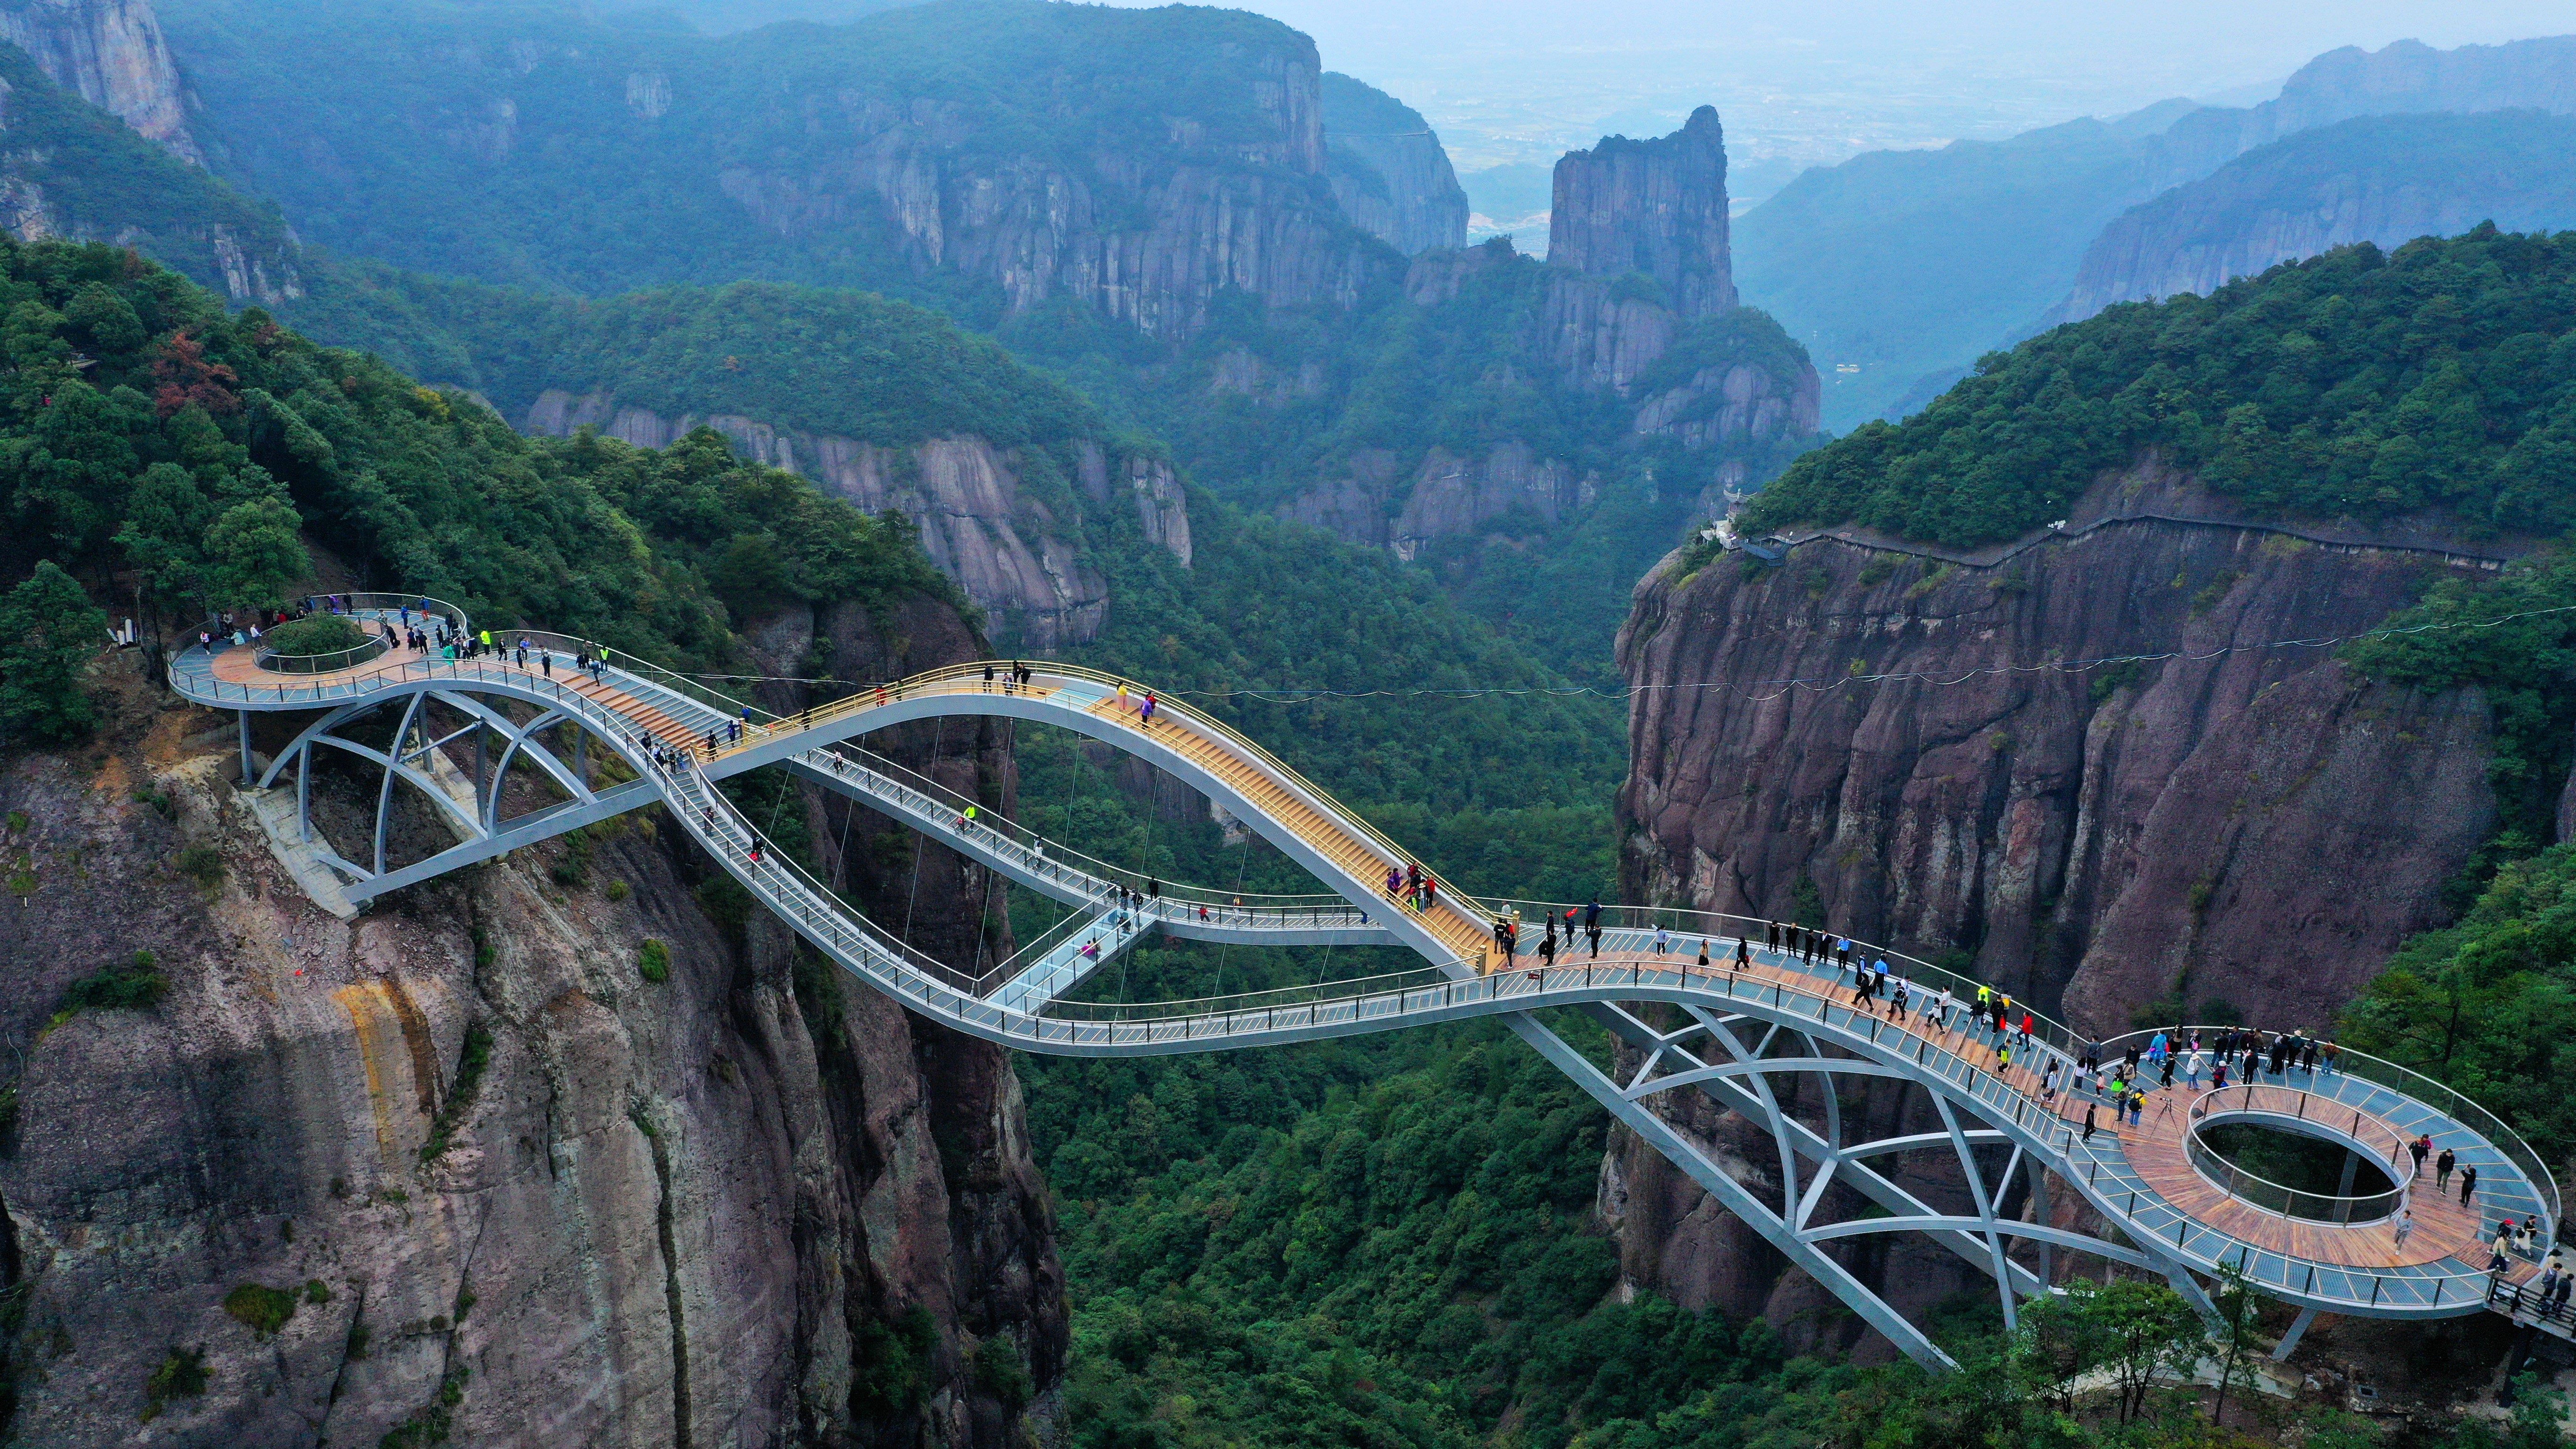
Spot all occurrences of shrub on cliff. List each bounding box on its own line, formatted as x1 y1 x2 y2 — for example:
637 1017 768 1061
59 951 168 1015
1739 225 2576 547
221 1284 296 1335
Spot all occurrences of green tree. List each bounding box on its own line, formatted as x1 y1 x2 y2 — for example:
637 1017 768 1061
113 462 213 603
2078 1278 2205 1425
2205 1264 2263 1425
202 494 310 613
0 560 108 742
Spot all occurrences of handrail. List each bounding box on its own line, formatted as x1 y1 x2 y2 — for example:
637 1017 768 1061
257 631 393 675
805 741 1358 914
2185 1087 2407 1224
703 660 1487 921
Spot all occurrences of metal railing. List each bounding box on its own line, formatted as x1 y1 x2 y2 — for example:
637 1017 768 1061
702 660 1488 932
2103 1027 2562 1239
258 632 393 674
802 742 1367 924
2183 1087 2407 1224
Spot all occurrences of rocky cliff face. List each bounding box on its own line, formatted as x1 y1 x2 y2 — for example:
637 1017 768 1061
1279 442 1599 562
0 19 298 305
0 0 196 161
1620 464 2507 1032
0 598 1063 1446
162 0 1397 342
2053 110 2576 325
1602 463 2524 1347
1275 242 1817 557
524 391 1191 653
1320 71 1467 256
1550 107 1735 318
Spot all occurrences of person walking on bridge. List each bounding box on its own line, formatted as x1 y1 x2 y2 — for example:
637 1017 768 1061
1141 692 1157 728
2461 1165 2479 1207
2437 1147 2457 1189
982 662 996 692
2410 1135 2430 1176
1734 938 1750 972
2393 1209 2414 1248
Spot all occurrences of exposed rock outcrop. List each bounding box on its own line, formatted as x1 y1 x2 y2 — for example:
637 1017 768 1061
1320 71 1467 256
1280 442 1599 560
0 31 300 304
1601 463 2531 1351
1550 107 1735 318
523 391 1191 652
1280 235 1820 561
156 2 1402 340
0 0 197 161
0 599 1063 1446
1618 463 2511 1033
2050 110 2576 325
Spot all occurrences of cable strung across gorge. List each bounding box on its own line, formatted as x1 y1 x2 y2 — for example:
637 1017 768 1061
643 599 2576 706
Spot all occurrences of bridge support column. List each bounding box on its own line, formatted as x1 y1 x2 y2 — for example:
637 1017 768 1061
237 709 254 786
297 744 312 841
2336 1151 2361 1197
2271 1305 2317 1360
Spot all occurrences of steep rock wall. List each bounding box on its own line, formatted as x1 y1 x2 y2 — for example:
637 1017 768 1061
0 598 1063 1446
1601 465 2528 1344
523 392 1192 653
1550 106 1735 318
1619 465 2506 1033
1278 442 1600 561
1321 70 1467 256
0 0 196 161
1280 246 1818 558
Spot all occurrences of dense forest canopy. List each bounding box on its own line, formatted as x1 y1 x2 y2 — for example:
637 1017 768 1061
297 269 1109 448
1739 226 2576 546
0 233 965 725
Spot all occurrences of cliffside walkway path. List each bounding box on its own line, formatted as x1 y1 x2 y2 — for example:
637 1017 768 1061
171 598 2560 1370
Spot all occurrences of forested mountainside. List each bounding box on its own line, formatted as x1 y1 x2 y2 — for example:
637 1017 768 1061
2049 110 2576 326
0 235 1074 1445
160 0 1391 335
1740 227 2576 547
0 38 297 303
116 0 1813 675
1737 33 2576 428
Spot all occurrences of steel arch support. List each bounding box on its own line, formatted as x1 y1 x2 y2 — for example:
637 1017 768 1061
1504 1011 1959 1370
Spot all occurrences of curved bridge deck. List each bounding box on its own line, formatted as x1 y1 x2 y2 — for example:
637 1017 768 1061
170 621 2559 1350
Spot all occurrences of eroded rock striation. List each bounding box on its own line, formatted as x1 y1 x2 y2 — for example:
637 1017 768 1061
1550 106 1735 318
1618 465 2511 1032
0 0 197 161
524 391 1191 653
1320 71 1468 256
0 600 1063 1446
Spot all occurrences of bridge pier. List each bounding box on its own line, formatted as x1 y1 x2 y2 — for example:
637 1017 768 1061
2271 1305 2317 1360
237 708 255 786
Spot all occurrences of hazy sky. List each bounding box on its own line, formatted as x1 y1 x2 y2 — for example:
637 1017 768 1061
1094 0 2576 195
